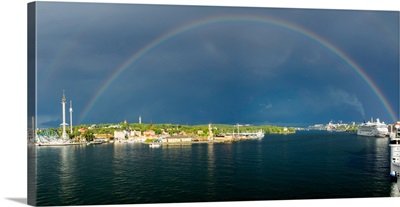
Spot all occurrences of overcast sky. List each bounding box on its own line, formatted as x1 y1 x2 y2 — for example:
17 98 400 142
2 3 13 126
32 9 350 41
34 2 399 128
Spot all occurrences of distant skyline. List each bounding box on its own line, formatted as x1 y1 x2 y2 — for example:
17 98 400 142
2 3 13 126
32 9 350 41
34 2 399 128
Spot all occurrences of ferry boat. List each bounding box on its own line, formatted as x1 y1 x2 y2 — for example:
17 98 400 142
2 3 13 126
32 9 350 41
149 143 161 148
225 130 265 139
357 118 388 137
388 122 400 191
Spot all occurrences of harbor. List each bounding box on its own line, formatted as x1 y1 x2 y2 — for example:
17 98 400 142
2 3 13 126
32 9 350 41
31 91 400 200
33 129 400 206
32 92 272 146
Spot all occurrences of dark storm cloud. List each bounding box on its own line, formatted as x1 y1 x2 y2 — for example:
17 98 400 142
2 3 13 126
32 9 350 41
35 3 399 127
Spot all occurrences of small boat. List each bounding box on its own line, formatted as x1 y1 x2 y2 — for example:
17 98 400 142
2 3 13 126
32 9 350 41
87 141 102 145
149 143 161 148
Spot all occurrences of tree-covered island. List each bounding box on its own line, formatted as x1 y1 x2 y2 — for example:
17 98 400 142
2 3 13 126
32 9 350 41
37 122 296 143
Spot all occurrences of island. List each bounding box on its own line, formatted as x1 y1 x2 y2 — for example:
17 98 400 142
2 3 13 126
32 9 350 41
35 122 296 145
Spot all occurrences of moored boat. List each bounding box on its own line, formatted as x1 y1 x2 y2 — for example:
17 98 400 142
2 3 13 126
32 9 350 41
388 122 400 191
149 143 161 148
87 141 102 145
357 118 388 137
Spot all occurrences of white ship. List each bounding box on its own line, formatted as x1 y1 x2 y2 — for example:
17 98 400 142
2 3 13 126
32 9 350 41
388 122 400 191
357 118 388 137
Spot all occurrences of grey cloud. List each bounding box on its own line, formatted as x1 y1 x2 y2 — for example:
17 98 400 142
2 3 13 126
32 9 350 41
328 88 365 119
34 3 398 126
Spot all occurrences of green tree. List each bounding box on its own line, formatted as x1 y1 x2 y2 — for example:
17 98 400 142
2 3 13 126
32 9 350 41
83 130 94 142
66 130 81 142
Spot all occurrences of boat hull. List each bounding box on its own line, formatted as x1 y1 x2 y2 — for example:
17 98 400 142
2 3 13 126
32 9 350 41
357 130 388 137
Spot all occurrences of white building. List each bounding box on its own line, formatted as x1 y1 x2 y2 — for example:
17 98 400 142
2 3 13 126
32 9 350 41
114 130 127 140
128 130 142 137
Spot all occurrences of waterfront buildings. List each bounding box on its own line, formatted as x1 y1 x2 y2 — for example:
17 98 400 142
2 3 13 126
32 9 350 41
114 131 126 141
161 136 192 143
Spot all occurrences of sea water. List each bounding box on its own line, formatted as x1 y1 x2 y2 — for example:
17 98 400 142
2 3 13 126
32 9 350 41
34 130 399 206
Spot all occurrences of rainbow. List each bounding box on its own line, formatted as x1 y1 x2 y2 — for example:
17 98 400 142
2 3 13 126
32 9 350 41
78 15 398 123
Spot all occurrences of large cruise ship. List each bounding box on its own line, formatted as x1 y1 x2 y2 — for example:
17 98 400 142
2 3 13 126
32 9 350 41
357 118 388 137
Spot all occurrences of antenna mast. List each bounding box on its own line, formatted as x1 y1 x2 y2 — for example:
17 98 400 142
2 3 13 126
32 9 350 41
69 100 73 133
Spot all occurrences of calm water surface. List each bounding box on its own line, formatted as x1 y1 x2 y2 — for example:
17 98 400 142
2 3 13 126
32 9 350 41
35 131 399 205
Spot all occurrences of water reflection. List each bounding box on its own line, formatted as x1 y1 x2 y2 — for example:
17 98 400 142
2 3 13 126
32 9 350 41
221 142 233 171
256 140 263 177
113 142 126 173
352 136 392 196
35 133 399 205
207 143 215 176
112 142 131 197
58 146 77 204
27 145 37 205
364 137 389 175
206 143 216 197
374 138 390 168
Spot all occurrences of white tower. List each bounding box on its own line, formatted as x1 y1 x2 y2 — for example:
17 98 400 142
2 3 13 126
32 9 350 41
139 115 142 124
208 123 213 141
69 100 73 134
61 91 68 140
